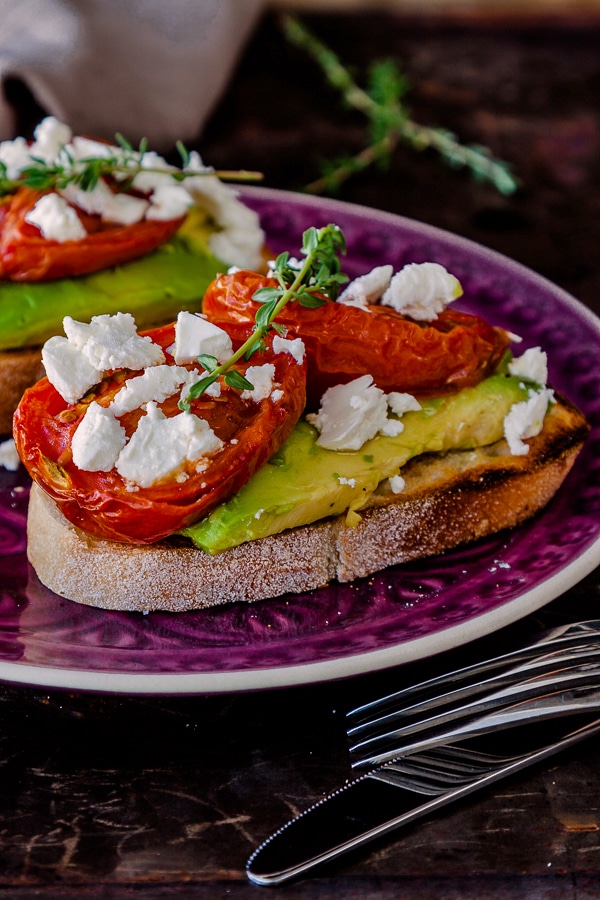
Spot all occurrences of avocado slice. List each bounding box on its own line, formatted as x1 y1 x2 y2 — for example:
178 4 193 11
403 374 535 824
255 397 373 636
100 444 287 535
182 373 532 554
0 210 224 351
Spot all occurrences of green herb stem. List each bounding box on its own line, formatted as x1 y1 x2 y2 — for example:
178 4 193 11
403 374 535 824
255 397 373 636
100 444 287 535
281 13 519 197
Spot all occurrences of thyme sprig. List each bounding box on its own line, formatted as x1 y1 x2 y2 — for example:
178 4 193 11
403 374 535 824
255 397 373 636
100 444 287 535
180 224 347 407
281 14 518 197
0 133 262 198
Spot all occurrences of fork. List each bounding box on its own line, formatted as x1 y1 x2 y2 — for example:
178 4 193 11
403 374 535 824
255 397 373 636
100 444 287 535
347 619 600 732
370 715 600 795
351 680 600 769
348 642 600 743
348 656 600 767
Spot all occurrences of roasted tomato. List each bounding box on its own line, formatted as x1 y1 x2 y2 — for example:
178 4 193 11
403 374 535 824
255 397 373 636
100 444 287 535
0 187 185 281
14 321 306 543
203 271 511 409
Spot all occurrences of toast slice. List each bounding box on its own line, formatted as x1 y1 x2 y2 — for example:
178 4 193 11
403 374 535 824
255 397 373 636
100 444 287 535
25 394 589 611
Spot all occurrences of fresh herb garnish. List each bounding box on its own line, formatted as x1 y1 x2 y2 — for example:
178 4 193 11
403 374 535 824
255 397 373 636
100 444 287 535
179 224 348 407
0 133 262 198
281 14 519 197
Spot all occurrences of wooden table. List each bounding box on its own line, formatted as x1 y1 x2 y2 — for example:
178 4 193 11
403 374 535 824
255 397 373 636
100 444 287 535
2 9 600 898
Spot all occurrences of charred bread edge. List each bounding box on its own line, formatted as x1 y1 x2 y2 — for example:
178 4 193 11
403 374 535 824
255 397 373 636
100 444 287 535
26 395 589 612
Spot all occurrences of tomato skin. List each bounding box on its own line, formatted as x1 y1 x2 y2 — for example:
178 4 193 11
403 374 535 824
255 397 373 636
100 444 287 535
0 187 185 282
202 271 511 409
13 322 306 544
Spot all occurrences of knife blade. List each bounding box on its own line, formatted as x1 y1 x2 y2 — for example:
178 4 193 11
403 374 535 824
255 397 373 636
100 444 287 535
246 715 600 885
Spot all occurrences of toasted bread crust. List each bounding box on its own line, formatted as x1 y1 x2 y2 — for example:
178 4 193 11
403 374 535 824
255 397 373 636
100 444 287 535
25 395 589 611
0 348 45 436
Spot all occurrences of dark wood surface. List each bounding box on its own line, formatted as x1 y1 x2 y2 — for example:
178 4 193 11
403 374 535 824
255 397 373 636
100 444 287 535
2 10 600 898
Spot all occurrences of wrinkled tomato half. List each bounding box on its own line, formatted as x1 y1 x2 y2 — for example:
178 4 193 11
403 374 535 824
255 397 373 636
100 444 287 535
0 187 185 281
203 271 511 410
14 321 306 543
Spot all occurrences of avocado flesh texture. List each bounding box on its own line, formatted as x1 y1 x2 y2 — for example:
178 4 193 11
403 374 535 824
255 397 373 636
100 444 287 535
0 209 224 351
182 373 532 555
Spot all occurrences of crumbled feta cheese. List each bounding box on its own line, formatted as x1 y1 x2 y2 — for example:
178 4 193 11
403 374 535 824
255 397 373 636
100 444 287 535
64 312 165 372
172 311 233 364
337 265 394 308
272 335 306 364
71 402 127 471
146 183 194 221
131 151 177 193
338 475 357 487
0 438 20 471
503 388 554 456
508 346 548 386
115 403 223 487
389 474 406 494
0 136 31 179
270 389 284 402
380 418 405 437
184 172 265 270
68 136 115 162
307 375 389 451
42 335 101 404
180 369 222 401
60 180 149 225
25 194 87 242
381 262 462 321
387 392 422 416
31 116 72 162
110 365 191 415
241 364 277 402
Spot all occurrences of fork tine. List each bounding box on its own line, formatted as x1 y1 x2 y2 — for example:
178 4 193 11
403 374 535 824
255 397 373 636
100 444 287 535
349 665 600 768
347 641 600 737
354 683 600 769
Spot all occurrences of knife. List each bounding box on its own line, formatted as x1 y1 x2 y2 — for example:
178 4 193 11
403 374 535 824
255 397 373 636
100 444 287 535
246 715 600 885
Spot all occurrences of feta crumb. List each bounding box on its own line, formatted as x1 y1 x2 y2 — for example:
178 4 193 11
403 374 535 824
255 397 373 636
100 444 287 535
503 388 554 456
337 265 394 308
71 402 127 471
25 194 87 242
270 389 284 402
241 364 277 402
254 508 265 519
0 136 31 179
115 403 223 487
60 179 149 225
508 346 548 386
32 116 72 162
179 368 222 402
110 365 191 415
272 335 306 364
0 438 20 471
146 183 194 221
172 311 233 364
387 392 422 416
307 375 389 450
42 335 100 404
338 475 357 487
389 474 406 494
64 312 165 372
380 418 405 437
184 172 265 270
381 262 462 321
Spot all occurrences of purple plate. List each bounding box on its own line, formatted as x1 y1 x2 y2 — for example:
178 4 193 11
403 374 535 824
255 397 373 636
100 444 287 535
1 187 599 694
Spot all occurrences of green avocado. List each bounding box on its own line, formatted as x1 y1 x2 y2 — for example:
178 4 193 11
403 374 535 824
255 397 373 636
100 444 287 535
0 210 225 351
181 373 531 555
